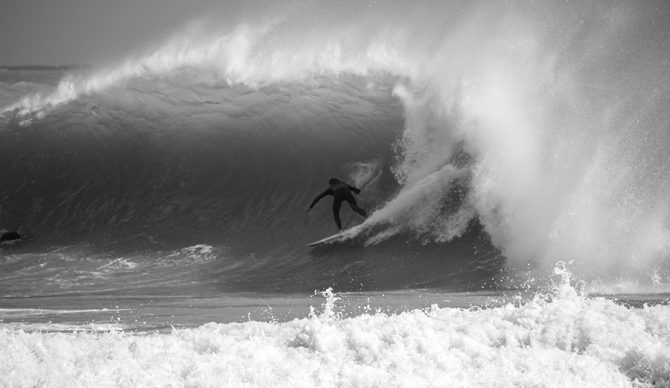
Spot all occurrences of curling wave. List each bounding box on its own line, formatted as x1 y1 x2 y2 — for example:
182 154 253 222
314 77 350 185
2 0 670 292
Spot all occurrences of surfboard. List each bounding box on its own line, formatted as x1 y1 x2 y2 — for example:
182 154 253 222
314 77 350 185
306 224 363 247
307 231 348 247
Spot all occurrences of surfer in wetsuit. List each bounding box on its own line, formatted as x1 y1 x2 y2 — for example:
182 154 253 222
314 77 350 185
307 178 368 231
0 231 22 245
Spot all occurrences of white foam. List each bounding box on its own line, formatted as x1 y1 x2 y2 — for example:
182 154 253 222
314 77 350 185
160 244 218 266
1 279 669 387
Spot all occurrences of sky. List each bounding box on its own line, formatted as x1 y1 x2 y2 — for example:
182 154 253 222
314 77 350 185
0 0 285 66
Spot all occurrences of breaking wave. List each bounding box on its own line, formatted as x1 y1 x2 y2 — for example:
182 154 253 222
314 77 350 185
2 0 670 291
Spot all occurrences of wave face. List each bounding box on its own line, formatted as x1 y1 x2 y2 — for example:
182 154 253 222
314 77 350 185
2 0 670 294
0 71 497 295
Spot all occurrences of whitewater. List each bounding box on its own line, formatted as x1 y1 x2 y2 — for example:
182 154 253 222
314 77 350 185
2 0 670 386
3 275 670 388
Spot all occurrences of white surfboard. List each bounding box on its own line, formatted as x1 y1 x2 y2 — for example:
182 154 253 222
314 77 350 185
306 224 364 247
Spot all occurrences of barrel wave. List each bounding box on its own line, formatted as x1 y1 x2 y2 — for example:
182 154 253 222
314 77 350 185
3 1 670 295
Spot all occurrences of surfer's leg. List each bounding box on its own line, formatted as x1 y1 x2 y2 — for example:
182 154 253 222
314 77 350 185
332 200 343 230
346 197 368 218
356 206 368 218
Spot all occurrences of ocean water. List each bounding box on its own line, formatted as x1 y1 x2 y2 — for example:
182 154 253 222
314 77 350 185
2 1 670 387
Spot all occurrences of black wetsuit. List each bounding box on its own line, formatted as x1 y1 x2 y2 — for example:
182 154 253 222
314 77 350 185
309 182 368 230
0 231 22 243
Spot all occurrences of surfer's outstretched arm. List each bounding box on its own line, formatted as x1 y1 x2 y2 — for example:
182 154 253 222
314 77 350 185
308 189 332 210
347 184 361 194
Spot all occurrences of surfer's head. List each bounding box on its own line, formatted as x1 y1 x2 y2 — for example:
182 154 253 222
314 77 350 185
329 178 340 186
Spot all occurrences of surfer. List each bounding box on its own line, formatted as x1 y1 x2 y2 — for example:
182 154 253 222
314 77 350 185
0 231 22 245
307 178 368 231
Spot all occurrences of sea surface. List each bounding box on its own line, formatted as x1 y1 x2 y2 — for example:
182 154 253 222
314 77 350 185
2 1 670 387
